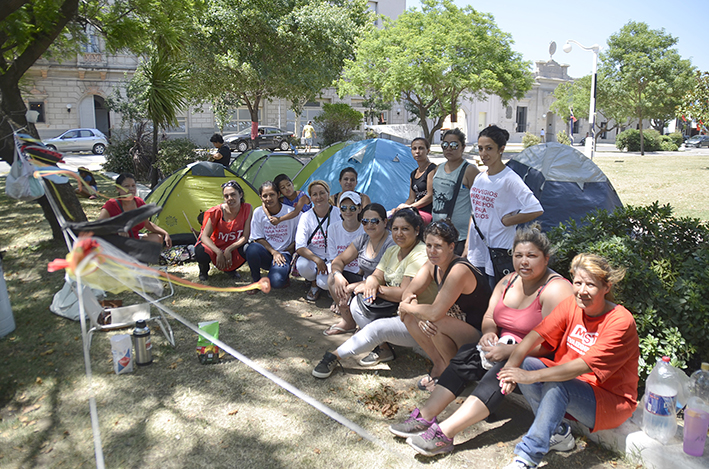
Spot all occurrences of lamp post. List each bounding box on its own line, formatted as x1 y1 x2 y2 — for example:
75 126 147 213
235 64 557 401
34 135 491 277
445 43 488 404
563 40 600 159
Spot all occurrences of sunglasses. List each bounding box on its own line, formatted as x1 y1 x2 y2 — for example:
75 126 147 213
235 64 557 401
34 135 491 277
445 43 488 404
340 204 359 212
222 180 240 189
441 141 461 150
361 218 381 226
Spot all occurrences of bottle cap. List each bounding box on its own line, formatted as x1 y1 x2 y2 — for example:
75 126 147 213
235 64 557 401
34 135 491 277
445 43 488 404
702 362 709 371
136 319 147 328
661 356 670 362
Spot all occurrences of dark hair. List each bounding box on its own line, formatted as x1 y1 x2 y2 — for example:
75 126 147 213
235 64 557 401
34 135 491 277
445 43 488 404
442 128 466 147
273 174 292 193
360 203 386 224
339 167 358 181
259 180 278 196
390 207 424 242
411 137 431 150
424 218 458 245
116 173 136 186
210 133 224 144
221 180 244 203
478 125 510 149
512 222 552 257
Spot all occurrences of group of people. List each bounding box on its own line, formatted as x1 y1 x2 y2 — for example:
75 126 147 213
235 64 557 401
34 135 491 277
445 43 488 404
100 124 639 469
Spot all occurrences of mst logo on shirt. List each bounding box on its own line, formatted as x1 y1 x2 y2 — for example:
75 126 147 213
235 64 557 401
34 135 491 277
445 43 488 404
217 230 243 243
567 324 599 354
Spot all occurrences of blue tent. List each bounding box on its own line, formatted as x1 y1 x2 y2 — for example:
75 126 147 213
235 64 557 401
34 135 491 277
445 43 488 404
506 143 623 231
301 139 417 210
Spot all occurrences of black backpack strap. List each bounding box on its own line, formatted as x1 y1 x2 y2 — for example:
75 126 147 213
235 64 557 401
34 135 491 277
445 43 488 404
307 206 332 248
445 161 469 219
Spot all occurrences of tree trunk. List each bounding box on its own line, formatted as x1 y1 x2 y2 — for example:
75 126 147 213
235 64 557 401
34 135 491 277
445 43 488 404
150 122 159 187
39 179 88 244
639 115 645 156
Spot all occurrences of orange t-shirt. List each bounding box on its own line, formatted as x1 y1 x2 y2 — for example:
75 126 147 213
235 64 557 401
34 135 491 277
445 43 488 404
534 296 639 432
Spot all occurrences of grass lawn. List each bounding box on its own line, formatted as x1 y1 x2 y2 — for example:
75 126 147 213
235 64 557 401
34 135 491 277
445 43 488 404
594 153 709 221
0 153 691 469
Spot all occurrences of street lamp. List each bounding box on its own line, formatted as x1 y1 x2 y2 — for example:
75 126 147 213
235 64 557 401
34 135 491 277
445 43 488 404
563 40 600 159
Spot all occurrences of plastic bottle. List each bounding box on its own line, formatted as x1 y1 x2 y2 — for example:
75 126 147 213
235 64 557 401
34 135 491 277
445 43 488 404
684 363 709 456
643 356 679 444
133 319 153 366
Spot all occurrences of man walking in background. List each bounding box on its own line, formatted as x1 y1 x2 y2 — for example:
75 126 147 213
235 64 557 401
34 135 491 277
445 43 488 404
302 121 316 153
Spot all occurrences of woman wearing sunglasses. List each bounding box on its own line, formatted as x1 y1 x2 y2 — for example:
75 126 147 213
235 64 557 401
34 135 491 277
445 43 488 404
294 181 340 302
324 192 365 308
313 209 437 378
431 129 479 255
194 180 252 281
323 203 394 336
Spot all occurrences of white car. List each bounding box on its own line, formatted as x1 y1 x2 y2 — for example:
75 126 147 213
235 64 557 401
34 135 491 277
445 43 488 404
44 128 109 155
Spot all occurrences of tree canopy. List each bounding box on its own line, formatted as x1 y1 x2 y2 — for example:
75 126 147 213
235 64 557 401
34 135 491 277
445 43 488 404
599 21 694 154
677 71 709 132
187 0 371 135
339 0 533 141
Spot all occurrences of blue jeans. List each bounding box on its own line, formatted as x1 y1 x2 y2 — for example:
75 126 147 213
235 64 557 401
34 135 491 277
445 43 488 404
515 357 596 466
243 242 292 289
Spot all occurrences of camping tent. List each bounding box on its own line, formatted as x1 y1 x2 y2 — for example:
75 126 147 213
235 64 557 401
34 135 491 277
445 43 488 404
230 151 304 189
506 142 623 231
146 162 259 245
229 149 271 175
300 139 417 210
292 141 350 190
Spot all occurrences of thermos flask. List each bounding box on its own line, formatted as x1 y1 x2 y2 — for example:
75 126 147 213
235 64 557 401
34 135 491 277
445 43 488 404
133 319 153 366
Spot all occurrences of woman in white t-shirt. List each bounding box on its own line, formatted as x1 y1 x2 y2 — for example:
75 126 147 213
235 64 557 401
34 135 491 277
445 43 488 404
295 180 340 302
245 181 300 292
468 125 543 290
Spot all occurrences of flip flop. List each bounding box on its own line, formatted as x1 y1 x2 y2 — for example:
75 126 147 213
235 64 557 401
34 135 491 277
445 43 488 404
323 325 357 336
417 375 439 391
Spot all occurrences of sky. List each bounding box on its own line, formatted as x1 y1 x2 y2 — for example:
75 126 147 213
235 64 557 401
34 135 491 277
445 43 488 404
406 0 707 78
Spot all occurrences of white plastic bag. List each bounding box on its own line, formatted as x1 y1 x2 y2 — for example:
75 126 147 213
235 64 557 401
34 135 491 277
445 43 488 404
110 334 134 374
5 138 44 201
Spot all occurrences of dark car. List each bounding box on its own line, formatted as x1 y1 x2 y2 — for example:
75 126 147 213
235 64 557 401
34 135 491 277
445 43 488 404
224 126 294 153
685 135 709 148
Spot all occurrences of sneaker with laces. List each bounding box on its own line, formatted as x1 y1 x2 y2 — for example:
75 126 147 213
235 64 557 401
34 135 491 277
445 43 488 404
389 408 436 437
548 422 575 451
312 352 339 379
358 345 395 366
502 457 538 469
406 422 453 456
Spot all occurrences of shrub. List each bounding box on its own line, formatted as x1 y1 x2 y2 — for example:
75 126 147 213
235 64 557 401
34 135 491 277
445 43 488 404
556 130 571 145
668 131 684 147
615 128 662 152
522 132 541 148
102 137 136 174
547 203 709 385
313 103 363 147
660 140 679 152
157 138 209 177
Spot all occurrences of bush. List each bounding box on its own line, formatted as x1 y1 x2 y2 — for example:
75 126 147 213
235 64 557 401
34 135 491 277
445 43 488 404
522 132 541 148
314 103 364 147
660 140 679 152
547 203 709 385
667 131 684 147
615 128 662 152
157 138 209 177
102 137 136 174
556 130 571 145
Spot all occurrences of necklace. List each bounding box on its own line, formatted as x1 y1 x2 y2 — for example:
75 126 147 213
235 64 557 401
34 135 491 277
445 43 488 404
368 233 385 258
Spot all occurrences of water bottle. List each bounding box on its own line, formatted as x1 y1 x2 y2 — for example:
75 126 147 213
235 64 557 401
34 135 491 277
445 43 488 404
684 363 709 456
133 319 153 366
643 356 679 444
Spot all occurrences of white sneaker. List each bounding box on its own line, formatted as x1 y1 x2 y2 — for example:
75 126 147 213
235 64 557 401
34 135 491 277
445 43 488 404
502 456 537 469
548 422 575 452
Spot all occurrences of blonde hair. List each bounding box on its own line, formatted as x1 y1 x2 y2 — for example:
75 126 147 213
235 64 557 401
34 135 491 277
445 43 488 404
570 253 626 300
307 180 330 195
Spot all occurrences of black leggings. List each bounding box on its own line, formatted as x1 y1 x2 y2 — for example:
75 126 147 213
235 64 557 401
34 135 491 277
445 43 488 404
437 342 508 414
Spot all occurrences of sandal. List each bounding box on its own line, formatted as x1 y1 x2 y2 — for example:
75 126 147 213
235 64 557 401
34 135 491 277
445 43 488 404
306 286 320 302
323 324 357 336
417 375 439 392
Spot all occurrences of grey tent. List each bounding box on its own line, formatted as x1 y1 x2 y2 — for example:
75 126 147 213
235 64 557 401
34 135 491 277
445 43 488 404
506 143 623 231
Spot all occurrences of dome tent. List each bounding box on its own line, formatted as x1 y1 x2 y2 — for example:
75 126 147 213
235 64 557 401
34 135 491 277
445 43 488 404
506 142 623 232
301 139 417 211
146 162 259 245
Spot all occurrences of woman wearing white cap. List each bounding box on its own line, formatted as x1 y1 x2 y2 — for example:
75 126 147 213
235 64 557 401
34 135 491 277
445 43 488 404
295 181 341 302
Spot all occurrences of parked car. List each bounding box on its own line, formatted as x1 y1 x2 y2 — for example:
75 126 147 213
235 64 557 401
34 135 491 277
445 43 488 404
224 126 294 153
43 128 109 155
685 135 709 148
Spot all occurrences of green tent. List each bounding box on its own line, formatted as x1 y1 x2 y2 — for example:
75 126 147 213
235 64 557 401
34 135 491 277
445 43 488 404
292 141 351 190
229 149 270 175
232 152 304 190
146 162 259 245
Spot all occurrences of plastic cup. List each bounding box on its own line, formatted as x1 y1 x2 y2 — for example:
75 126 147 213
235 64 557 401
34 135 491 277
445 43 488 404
684 407 709 457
